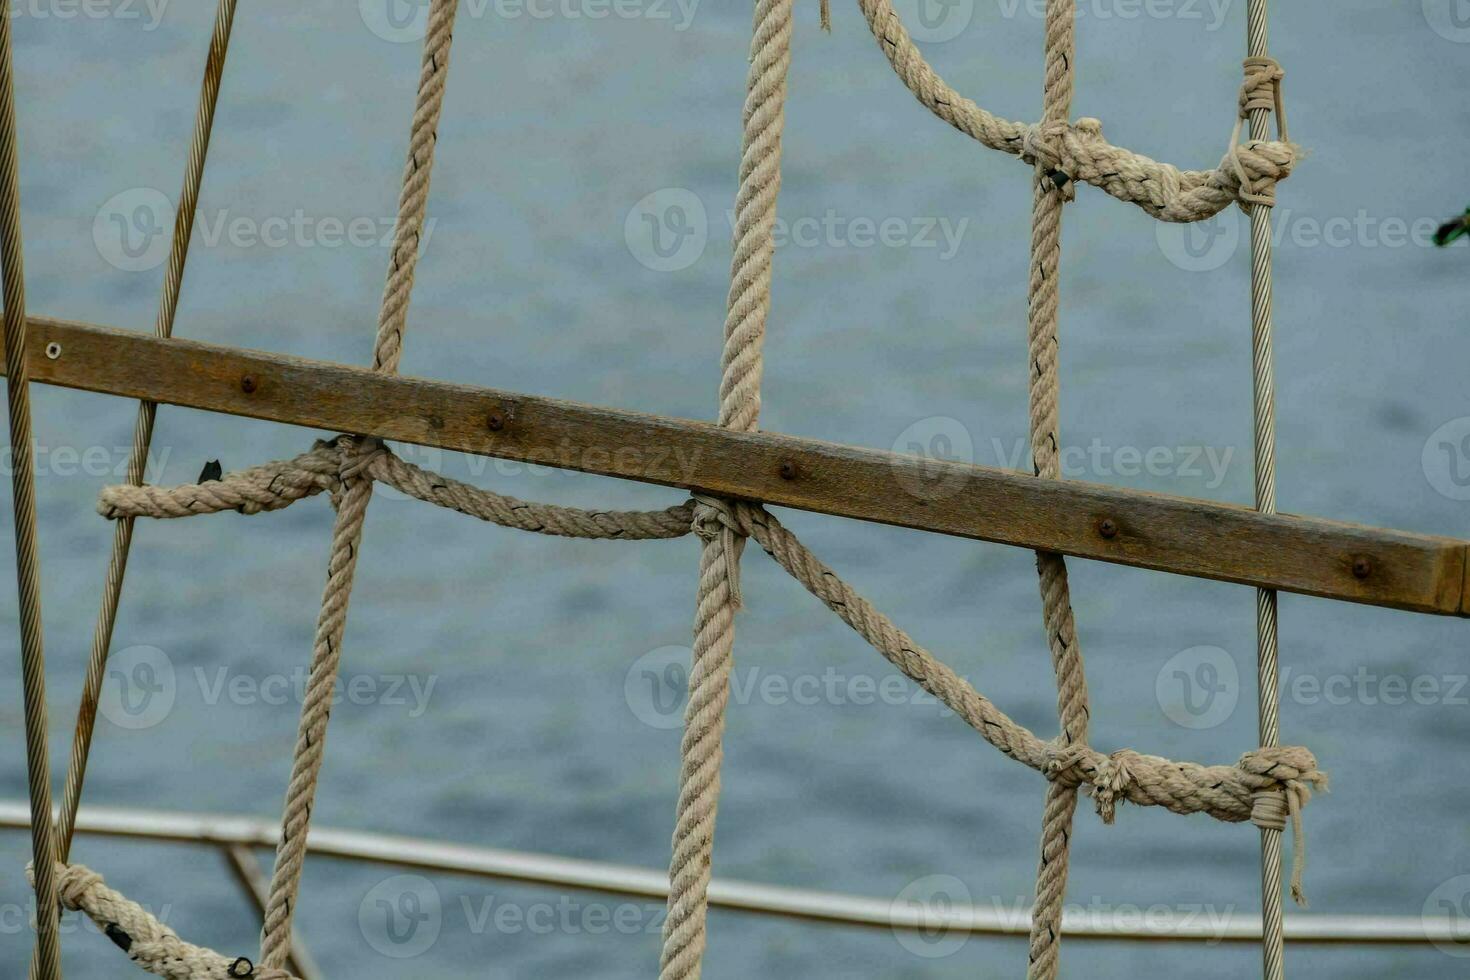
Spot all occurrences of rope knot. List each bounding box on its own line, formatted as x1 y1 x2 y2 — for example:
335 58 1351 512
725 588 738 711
1021 120 1077 200
1043 743 1139 824
325 435 388 508
1239 746 1327 906
27 860 103 911
691 493 749 608
1227 56 1290 209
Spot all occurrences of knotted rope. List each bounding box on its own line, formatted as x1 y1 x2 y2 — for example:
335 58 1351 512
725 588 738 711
257 0 459 969
1229 56 1289 208
854 0 1298 223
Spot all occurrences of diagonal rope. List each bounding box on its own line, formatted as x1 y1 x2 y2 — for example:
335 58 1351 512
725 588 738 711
658 2 794 977
257 0 459 968
0 10 61 979
39 8 240 977
1025 3 1085 979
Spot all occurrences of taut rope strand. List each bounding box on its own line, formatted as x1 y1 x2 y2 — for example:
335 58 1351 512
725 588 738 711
1024 4 1085 977
658 2 794 976
0 9 61 978
257 0 459 968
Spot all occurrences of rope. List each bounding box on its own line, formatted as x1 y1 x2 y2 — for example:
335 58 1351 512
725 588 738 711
1024 2 1084 975
31 862 297 980
98 437 696 540
31 1 1327 976
0 9 62 978
853 0 1297 223
257 0 459 968
658 2 794 976
47 3 240 933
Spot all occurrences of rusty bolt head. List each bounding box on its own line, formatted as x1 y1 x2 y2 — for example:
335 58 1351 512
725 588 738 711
240 375 257 394
779 461 798 481
1098 518 1118 540
486 411 506 432
1352 556 1372 580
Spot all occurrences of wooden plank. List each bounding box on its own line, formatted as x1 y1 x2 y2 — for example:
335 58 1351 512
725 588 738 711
9 314 1467 616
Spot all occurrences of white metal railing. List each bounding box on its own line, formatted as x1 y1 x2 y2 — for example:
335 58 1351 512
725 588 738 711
1 800 1460 961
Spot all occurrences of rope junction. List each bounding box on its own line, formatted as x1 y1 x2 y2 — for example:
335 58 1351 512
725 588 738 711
4 0 1322 977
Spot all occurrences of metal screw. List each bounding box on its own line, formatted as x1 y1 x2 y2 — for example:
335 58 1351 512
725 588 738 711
779 461 798 480
240 375 257 394
487 411 506 432
1352 556 1372 580
43 341 61 360
1098 518 1118 540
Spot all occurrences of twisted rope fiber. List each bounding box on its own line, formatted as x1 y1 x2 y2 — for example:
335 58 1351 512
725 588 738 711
257 1 459 968
1023 3 1086 976
47 6 240 941
853 0 1297 222
0 8 61 977
659 2 794 976
28 863 297 980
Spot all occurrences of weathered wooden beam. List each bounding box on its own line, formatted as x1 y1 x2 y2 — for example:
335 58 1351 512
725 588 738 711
9 314 1467 616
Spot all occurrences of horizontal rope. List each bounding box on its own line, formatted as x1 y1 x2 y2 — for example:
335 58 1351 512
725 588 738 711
29 862 297 980
98 436 695 540
854 0 1297 223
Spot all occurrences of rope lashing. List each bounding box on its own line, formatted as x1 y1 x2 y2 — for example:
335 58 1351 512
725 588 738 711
28 862 299 980
1228 56 1289 208
690 493 748 609
1021 119 1103 200
1043 744 1326 904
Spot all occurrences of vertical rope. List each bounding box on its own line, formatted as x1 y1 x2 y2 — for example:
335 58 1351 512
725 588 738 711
658 2 793 976
1244 2 1285 978
0 10 61 979
46 0 238 888
257 1 458 967
1025 2 1083 979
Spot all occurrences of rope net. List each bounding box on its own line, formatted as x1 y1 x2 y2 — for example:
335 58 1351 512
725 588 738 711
8 1 1322 978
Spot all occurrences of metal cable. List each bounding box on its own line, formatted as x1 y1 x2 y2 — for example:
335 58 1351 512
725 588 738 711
1244 2 1285 978
0 9 62 979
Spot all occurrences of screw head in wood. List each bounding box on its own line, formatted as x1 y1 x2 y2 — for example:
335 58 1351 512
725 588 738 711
779 461 798 480
1098 518 1118 539
487 411 506 432
44 341 61 359
1352 556 1372 579
240 375 257 394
